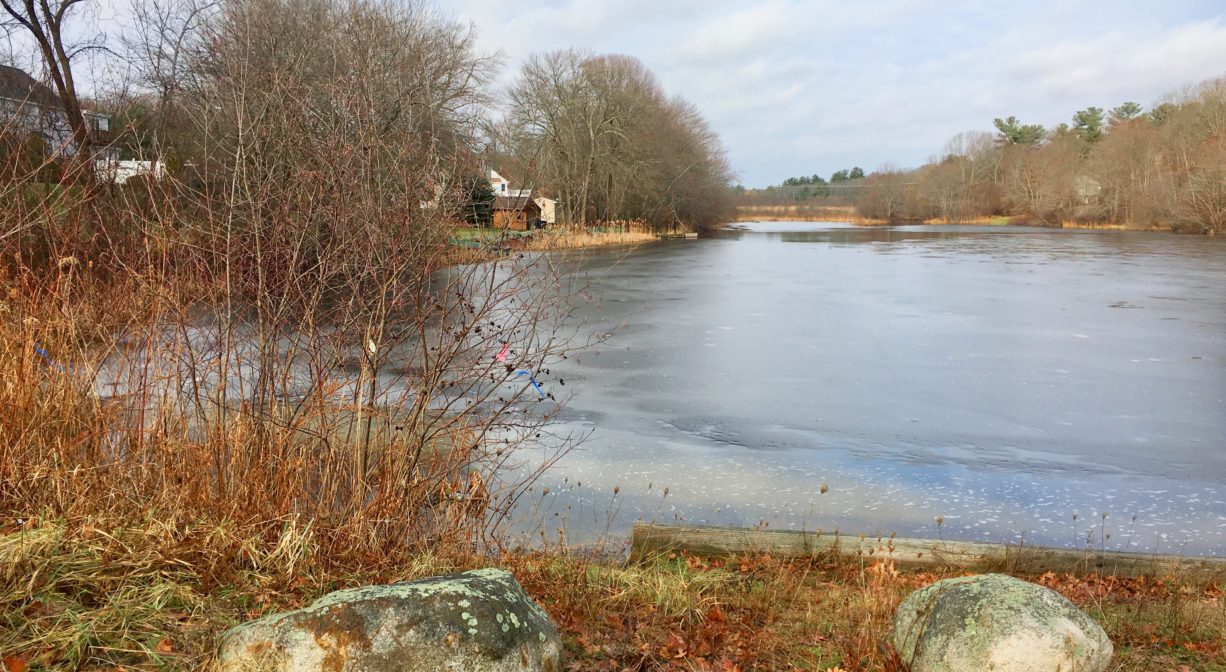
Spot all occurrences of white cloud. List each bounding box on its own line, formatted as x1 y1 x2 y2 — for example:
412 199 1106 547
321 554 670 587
674 2 801 65
18 0 1214 187
7 0 1218 185
1005 18 1226 106
439 1 1226 184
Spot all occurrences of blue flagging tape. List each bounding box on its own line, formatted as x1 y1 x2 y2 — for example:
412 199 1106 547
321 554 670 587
32 341 65 372
515 369 546 398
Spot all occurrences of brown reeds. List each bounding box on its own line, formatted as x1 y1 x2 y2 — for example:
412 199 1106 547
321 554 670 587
2 5 587 666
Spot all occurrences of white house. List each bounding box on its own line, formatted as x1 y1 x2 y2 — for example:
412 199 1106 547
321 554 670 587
490 169 532 199
94 159 167 185
0 65 112 160
489 169 510 196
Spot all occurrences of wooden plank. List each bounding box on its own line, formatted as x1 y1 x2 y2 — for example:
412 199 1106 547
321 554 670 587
630 523 1226 580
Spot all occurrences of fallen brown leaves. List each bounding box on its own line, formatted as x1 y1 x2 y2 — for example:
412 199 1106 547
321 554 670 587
511 549 1226 672
509 549 915 671
3 517 1222 672
1034 571 1226 668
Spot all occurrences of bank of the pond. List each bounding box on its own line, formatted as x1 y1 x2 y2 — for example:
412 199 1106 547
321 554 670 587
734 204 886 224
2 515 1222 671
449 226 659 254
524 229 658 250
733 209 1195 233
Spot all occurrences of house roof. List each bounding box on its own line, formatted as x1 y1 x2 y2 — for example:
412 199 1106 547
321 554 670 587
493 195 541 212
0 65 61 109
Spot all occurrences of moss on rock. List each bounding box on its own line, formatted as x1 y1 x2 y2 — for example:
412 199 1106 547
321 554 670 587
217 568 560 672
891 573 1112 672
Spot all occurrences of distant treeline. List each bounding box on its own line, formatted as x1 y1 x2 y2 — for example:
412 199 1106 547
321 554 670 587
779 167 865 187
740 76 1226 234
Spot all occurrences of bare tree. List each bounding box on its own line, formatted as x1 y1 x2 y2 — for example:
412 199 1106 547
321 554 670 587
122 0 215 152
1157 77 1226 233
859 164 912 221
1 0 590 557
506 50 733 232
0 0 100 158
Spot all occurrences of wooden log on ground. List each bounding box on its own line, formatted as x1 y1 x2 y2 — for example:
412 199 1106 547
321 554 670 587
630 523 1226 581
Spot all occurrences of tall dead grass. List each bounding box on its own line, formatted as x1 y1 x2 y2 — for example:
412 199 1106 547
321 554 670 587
524 229 657 251
0 0 584 601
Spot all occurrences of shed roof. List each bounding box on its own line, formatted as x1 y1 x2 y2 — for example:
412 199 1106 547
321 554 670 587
493 195 541 212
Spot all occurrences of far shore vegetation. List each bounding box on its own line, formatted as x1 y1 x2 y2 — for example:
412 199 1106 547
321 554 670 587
736 82 1226 235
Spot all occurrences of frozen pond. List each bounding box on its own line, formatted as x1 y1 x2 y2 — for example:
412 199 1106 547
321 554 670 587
521 222 1226 556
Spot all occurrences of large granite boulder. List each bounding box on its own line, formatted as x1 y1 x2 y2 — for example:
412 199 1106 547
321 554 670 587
217 568 560 672
891 573 1112 672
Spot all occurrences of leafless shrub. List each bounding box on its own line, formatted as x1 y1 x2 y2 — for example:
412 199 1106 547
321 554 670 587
2 0 589 560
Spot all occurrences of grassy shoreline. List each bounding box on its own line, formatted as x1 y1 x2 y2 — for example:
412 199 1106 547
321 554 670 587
732 209 1185 232
451 226 660 252
2 514 1222 671
523 229 659 251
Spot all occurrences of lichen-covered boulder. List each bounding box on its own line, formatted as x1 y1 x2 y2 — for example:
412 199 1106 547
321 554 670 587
891 573 1112 672
217 568 560 672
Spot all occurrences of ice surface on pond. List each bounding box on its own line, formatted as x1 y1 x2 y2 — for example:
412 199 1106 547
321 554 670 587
512 223 1226 556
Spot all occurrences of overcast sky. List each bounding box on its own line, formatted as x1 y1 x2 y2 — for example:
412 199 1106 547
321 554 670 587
446 0 1226 187
9 0 1225 187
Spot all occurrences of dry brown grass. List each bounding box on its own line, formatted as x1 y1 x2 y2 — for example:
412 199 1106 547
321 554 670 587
0 187 573 669
0 515 909 671
1056 220 1160 231
0 515 472 670
523 230 658 251
2 501 1222 671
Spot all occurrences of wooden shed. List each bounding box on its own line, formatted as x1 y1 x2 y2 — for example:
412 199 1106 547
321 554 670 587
492 195 542 231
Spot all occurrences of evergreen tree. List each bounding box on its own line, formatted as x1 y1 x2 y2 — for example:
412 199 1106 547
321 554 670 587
1073 107 1105 142
992 116 1045 146
1109 102 1143 125
462 175 496 226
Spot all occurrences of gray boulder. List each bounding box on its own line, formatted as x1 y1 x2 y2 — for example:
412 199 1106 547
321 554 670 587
891 573 1112 672
217 568 561 672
